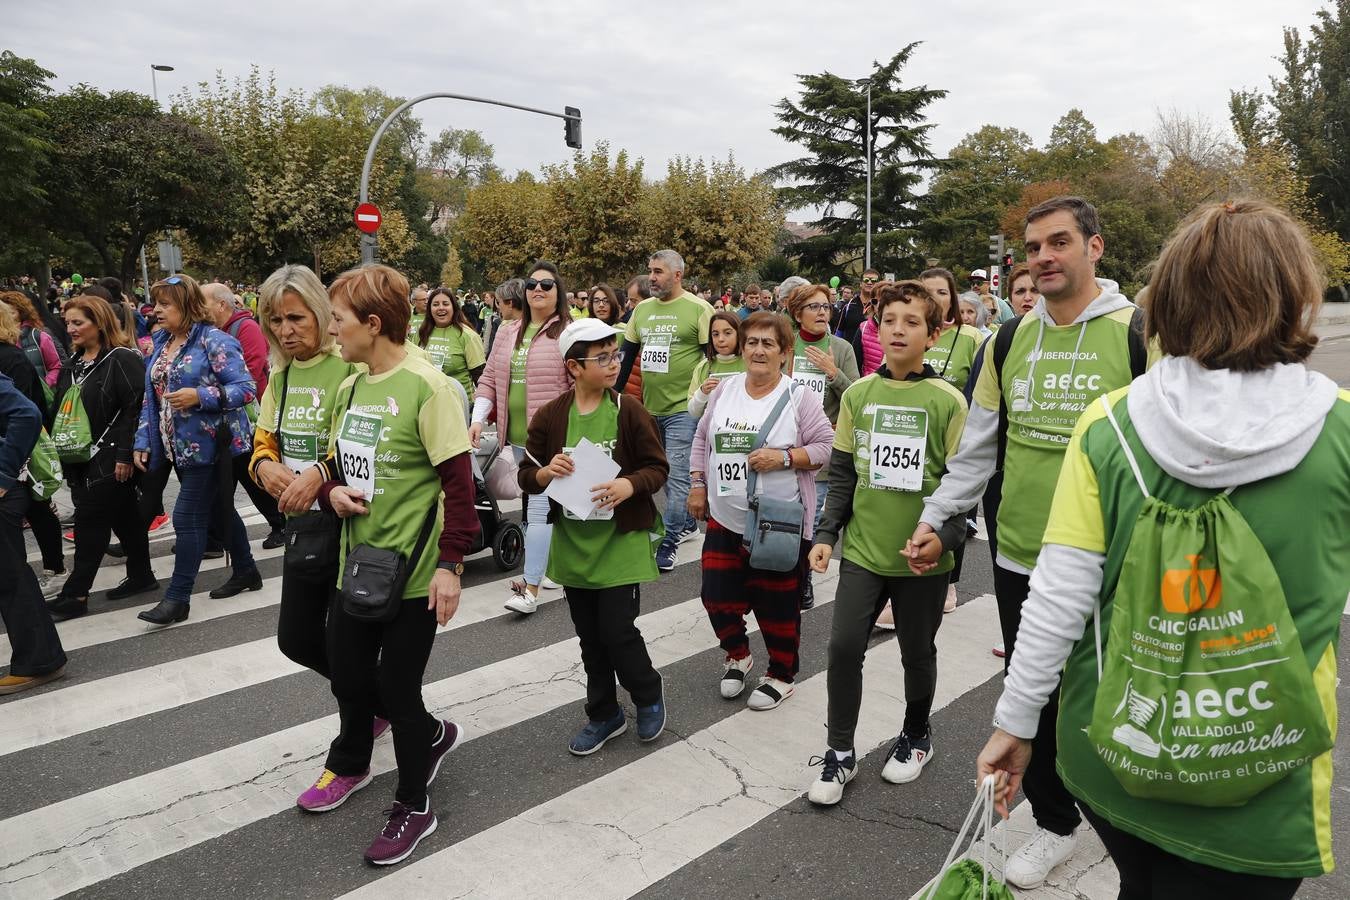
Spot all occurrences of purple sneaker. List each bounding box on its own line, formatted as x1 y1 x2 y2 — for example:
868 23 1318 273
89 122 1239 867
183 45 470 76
373 716 390 740
426 719 463 786
296 768 372 813
364 801 438 866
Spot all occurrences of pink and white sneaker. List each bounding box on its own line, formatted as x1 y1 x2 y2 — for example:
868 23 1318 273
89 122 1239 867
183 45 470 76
296 768 373 813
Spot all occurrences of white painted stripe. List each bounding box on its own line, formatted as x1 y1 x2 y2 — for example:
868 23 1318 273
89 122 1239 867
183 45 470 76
343 594 1005 899
0 555 824 899
0 537 706 756
356 213 380 222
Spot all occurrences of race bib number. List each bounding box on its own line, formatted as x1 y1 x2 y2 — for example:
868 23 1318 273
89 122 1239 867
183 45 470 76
712 431 754 496
641 333 672 374
791 356 827 398
868 405 927 492
336 410 380 500
280 431 321 511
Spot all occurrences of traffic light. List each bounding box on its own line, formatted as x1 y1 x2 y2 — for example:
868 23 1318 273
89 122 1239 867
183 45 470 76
564 106 582 150
988 233 1004 263
1002 252 1013 269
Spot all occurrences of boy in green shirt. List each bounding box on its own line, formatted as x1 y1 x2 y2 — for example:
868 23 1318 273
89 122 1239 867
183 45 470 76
518 319 672 756
804 280 969 806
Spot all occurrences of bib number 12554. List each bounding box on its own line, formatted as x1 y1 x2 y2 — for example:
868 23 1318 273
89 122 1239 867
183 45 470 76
868 405 928 492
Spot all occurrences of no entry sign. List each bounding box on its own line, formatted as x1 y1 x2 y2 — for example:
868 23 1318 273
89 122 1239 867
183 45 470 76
353 202 382 234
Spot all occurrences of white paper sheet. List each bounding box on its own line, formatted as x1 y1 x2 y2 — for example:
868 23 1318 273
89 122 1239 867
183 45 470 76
542 437 621 521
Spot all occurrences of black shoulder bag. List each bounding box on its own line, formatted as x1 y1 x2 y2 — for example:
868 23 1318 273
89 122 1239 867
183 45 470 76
339 505 439 622
280 368 345 578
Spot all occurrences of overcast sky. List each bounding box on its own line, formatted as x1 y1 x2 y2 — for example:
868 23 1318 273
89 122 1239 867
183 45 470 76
10 0 1330 216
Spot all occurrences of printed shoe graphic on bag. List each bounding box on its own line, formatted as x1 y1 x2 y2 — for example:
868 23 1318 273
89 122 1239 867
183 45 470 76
1109 679 1163 759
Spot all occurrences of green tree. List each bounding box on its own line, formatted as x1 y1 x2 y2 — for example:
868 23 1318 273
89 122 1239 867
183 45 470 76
438 241 463 291
0 52 55 275
645 155 781 287
542 142 648 286
768 44 946 275
456 173 549 284
40 85 242 283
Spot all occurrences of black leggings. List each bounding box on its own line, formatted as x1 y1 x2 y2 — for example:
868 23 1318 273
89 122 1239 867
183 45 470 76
1081 805 1301 900
25 493 64 573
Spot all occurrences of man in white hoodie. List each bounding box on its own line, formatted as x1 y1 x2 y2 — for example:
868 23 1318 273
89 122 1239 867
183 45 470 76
911 196 1147 889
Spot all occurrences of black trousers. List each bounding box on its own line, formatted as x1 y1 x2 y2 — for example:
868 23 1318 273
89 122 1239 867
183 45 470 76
209 453 283 546
565 583 662 722
0 491 66 676
1081 805 1301 900
64 469 153 599
326 596 439 808
25 492 63 573
827 561 947 749
993 563 1080 836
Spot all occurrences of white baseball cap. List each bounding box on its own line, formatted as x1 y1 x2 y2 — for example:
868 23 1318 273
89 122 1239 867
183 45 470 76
969 268 989 280
559 318 620 360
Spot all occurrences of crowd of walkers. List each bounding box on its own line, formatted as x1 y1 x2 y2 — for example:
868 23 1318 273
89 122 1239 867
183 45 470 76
0 195 1345 897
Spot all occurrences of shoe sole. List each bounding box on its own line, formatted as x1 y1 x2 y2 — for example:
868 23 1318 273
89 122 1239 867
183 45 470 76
503 600 537 614
426 722 464 786
873 621 896 632
747 686 793 710
881 747 934 784
807 770 856 806
0 666 67 695
298 770 373 813
365 814 438 866
568 719 628 756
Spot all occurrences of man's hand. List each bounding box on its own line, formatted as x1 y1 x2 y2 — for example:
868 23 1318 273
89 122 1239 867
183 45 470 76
591 477 633 512
903 524 944 575
977 729 1032 819
165 387 200 412
329 486 369 518
428 569 462 626
808 543 832 573
277 466 322 515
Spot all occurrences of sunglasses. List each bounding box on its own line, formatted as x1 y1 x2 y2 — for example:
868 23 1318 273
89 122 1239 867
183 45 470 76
525 278 556 292
161 276 182 286
861 276 879 284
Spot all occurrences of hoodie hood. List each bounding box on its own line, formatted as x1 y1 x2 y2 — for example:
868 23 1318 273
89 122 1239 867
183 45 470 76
1128 355 1339 489
1029 278 1134 326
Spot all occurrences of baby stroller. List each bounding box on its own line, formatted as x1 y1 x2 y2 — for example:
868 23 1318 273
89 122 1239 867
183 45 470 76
469 432 524 570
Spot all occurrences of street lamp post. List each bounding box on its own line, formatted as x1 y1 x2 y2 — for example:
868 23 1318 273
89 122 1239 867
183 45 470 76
856 78 873 271
143 64 175 292
357 93 581 264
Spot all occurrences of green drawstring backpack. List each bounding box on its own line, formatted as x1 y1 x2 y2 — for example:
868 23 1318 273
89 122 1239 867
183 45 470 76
1086 396 1332 806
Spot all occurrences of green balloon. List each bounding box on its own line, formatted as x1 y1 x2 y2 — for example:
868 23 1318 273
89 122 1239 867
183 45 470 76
829 276 840 288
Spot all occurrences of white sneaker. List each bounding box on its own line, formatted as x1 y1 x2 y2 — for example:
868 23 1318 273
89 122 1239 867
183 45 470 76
1004 827 1077 889
39 569 67 600
503 583 537 615
874 601 896 631
540 577 562 591
992 642 1006 658
719 654 754 699
880 733 934 784
807 749 856 806
746 676 794 710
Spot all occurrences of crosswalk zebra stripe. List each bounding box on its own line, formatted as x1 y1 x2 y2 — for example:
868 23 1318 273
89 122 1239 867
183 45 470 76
0 567 841 899
339 593 1003 899
0 537 707 758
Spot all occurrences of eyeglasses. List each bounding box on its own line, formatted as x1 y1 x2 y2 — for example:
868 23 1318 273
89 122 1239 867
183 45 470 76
861 276 879 284
525 278 556 292
801 303 831 313
577 349 624 367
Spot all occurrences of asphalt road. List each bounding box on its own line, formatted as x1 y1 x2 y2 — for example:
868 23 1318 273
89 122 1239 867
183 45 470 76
3 333 1347 899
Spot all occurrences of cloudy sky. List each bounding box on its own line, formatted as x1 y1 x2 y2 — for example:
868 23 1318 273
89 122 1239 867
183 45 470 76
10 0 1330 211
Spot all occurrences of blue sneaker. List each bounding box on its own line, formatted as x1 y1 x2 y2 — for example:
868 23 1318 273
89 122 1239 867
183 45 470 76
568 711 627 756
636 677 666 742
676 523 700 544
655 541 677 572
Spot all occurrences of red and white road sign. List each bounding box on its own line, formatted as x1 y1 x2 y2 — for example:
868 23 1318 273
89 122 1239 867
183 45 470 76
353 202 382 234
991 270 1000 293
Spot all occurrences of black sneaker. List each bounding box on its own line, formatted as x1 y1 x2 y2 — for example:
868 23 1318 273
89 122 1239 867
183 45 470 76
261 530 285 550
209 569 263 598
105 543 126 559
171 542 225 560
107 577 160 601
47 595 88 622
799 576 815 611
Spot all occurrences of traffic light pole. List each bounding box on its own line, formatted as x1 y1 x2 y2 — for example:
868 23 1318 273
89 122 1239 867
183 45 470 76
358 93 582 265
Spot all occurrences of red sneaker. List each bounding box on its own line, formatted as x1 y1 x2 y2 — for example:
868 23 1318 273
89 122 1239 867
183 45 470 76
148 514 170 532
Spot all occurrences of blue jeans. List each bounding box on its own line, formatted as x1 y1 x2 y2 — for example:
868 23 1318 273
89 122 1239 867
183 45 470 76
512 446 553 587
813 480 829 530
655 412 697 547
164 461 256 604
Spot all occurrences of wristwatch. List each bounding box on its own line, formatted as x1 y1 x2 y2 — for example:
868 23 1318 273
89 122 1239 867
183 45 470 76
437 561 465 576
782 449 792 469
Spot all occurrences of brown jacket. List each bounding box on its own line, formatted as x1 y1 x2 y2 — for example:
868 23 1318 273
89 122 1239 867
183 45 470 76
517 389 668 533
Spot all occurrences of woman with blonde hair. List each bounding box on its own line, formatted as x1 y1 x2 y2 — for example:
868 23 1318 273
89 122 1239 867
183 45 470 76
978 199 1349 898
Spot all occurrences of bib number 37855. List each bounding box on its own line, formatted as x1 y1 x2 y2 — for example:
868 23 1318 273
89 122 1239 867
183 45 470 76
336 410 380 500
869 405 927 492
641 333 672 374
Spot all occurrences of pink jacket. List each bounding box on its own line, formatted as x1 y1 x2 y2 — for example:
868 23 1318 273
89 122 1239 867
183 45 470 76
858 318 884 376
475 315 571 442
690 375 835 541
